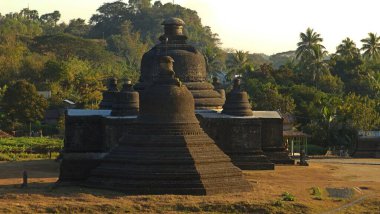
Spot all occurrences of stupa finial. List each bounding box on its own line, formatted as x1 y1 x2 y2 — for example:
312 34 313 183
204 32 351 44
233 78 241 91
161 17 185 36
121 78 134 92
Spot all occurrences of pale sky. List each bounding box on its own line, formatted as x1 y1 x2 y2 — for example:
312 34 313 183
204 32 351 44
1 0 379 55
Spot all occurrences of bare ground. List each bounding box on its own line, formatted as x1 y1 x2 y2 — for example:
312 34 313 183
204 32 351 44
0 159 379 213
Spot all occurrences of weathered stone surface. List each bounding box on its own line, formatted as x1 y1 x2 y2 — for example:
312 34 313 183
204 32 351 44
59 112 109 183
326 187 354 199
64 115 107 152
212 77 225 101
99 78 118 109
222 78 253 117
197 110 274 170
255 111 295 164
85 56 251 195
353 136 380 158
103 116 137 151
111 80 139 116
59 110 136 183
135 18 224 110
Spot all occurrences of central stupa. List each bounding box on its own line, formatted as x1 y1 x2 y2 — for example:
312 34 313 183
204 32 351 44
85 56 251 195
135 17 225 110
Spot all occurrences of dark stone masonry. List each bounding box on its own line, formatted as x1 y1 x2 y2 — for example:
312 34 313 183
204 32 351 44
99 78 118 109
85 56 252 195
135 17 225 110
58 17 296 193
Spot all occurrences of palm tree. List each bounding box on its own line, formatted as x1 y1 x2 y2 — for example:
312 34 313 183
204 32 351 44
360 32 380 60
336 37 359 59
296 28 326 61
296 28 327 83
226 50 250 79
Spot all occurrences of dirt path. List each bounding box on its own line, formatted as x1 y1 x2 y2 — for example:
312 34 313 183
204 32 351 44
0 159 379 213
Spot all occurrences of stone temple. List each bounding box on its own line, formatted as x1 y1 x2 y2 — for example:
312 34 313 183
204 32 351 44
135 17 225 110
58 17 295 191
85 56 251 194
133 17 293 166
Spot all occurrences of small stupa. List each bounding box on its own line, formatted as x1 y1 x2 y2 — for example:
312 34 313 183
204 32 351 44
212 76 226 101
222 78 253 116
99 78 119 109
135 17 225 110
85 56 251 195
111 79 139 116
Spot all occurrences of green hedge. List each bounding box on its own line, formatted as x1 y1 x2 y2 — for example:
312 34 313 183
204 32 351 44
293 144 327 155
0 137 63 154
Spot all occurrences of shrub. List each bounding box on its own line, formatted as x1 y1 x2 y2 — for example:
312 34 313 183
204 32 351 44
281 192 295 201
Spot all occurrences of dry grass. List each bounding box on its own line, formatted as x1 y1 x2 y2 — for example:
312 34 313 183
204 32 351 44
0 159 379 213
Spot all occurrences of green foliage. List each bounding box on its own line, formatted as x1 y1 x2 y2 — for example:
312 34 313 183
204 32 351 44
290 84 327 124
338 93 380 131
107 21 148 70
293 144 327 155
0 137 62 160
64 18 90 37
361 33 380 60
1 5 380 146
281 192 295 201
310 187 323 200
226 50 252 79
1 80 48 129
245 79 295 113
269 51 296 69
30 33 116 63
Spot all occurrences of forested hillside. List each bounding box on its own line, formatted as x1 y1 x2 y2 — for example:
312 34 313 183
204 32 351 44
0 0 379 148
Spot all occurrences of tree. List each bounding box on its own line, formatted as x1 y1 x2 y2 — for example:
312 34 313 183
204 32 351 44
226 50 253 79
40 11 61 25
296 28 325 61
20 8 39 20
339 93 380 131
361 32 380 60
1 80 47 130
245 79 295 113
31 33 117 64
64 18 90 37
336 37 360 59
107 21 148 70
129 0 152 11
55 57 104 109
203 45 226 78
296 28 328 83
89 1 131 38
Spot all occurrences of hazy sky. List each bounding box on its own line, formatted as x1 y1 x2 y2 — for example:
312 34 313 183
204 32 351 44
1 0 379 55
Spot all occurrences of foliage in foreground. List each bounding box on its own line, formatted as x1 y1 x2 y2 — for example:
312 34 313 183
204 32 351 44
0 137 63 154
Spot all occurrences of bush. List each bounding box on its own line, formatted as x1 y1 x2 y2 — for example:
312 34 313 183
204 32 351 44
281 192 295 201
293 144 327 155
310 187 323 200
0 137 63 154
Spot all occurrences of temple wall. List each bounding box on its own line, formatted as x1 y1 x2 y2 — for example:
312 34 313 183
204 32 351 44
353 136 380 158
59 110 136 183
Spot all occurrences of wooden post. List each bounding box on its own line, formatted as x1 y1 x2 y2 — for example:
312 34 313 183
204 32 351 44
21 171 28 188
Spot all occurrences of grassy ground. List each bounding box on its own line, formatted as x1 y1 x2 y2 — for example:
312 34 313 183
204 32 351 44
0 159 379 213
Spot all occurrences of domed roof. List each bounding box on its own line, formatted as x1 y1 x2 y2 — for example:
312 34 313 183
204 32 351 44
138 56 199 124
222 78 253 116
111 79 139 116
